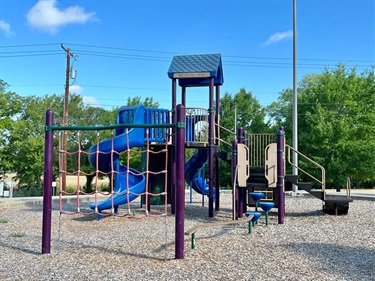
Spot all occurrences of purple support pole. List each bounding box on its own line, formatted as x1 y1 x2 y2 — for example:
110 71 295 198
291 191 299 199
175 104 185 259
171 78 177 214
181 86 186 107
42 109 54 254
277 126 285 224
215 85 220 211
231 139 238 220
208 78 214 217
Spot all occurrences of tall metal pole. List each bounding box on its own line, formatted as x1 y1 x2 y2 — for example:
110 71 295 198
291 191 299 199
292 0 298 194
61 44 71 193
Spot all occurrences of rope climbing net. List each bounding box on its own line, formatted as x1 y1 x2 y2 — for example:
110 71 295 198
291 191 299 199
57 126 171 220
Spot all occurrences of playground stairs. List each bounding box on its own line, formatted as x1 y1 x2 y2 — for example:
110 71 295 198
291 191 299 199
246 167 279 208
216 151 232 164
285 174 353 215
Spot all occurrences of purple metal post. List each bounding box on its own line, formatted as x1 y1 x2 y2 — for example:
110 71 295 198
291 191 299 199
277 126 285 224
42 109 54 254
237 127 244 218
181 86 186 107
208 78 214 217
215 85 220 210
231 139 238 220
175 104 185 259
171 78 177 214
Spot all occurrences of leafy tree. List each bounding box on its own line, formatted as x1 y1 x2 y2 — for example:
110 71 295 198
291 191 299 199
126 96 159 108
4 93 64 195
218 88 269 187
0 80 23 180
267 65 375 188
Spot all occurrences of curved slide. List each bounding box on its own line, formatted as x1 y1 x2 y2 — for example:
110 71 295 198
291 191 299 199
185 148 213 195
88 105 145 212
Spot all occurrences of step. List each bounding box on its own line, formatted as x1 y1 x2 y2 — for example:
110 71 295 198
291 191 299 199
297 182 312 192
310 190 325 200
247 182 269 189
216 151 231 163
324 194 353 203
285 174 298 184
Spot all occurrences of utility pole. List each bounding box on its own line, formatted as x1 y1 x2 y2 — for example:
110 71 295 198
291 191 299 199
292 0 299 194
61 44 72 193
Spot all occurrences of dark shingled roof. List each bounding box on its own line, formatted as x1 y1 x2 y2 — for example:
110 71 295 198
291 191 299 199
167 54 224 87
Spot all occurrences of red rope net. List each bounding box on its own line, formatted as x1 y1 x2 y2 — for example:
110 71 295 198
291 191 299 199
57 128 170 220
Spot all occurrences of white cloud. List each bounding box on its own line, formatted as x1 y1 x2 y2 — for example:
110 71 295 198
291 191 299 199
69 85 83 95
26 0 96 34
263 30 293 46
82 96 101 107
0 20 15 37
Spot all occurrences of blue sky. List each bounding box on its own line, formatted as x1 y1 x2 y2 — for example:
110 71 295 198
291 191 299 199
0 0 374 111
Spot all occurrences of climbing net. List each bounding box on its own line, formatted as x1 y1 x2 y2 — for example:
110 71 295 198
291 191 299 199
57 127 170 220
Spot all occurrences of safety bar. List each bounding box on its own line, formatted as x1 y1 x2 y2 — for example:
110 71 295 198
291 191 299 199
285 144 326 192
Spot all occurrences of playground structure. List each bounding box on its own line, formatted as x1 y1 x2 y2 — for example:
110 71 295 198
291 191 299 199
42 53 352 260
246 133 353 216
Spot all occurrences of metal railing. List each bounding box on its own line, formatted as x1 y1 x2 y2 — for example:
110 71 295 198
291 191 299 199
249 134 275 167
185 108 209 144
346 177 351 198
285 144 326 192
214 123 236 147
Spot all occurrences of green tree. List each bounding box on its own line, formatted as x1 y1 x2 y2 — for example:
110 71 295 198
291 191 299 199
0 80 23 179
126 96 159 108
4 93 64 195
267 65 375 187
218 88 269 187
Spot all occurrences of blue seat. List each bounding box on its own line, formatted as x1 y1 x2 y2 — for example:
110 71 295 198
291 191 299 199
245 211 262 233
259 202 275 226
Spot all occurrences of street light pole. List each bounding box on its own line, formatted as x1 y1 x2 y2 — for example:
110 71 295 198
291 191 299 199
292 0 298 194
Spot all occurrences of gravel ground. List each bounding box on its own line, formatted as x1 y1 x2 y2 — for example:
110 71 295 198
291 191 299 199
0 193 374 281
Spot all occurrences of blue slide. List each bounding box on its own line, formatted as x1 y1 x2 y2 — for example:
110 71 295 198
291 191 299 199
185 148 211 195
88 105 145 212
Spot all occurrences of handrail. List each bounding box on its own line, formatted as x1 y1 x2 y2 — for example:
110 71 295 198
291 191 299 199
215 122 235 147
285 144 326 192
346 177 351 198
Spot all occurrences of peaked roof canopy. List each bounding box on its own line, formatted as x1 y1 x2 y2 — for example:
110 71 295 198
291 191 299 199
167 54 224 87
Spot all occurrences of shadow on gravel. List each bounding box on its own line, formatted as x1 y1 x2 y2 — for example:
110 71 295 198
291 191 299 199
57 239 168 261
284 209 324 217
0 237 39 255
282 242 374 279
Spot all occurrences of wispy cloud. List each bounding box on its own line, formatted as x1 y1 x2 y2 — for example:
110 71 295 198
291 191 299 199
263 30 293 46
82 96 101 108
0 20 15 37
26 0 97 34
69 85 83 95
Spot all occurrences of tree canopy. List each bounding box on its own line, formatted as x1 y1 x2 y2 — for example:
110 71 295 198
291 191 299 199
267 65 375 187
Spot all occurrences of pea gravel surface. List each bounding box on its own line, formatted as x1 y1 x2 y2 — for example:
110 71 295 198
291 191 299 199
0 193 374 281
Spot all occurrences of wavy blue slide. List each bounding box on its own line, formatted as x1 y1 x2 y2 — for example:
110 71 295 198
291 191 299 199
88 105 145 212
185 148 212 195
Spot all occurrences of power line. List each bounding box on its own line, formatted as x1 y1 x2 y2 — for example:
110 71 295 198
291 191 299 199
0 43 373 65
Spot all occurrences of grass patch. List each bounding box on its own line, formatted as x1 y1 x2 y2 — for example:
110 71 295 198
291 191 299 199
0 218 9 223
10 231 25 238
